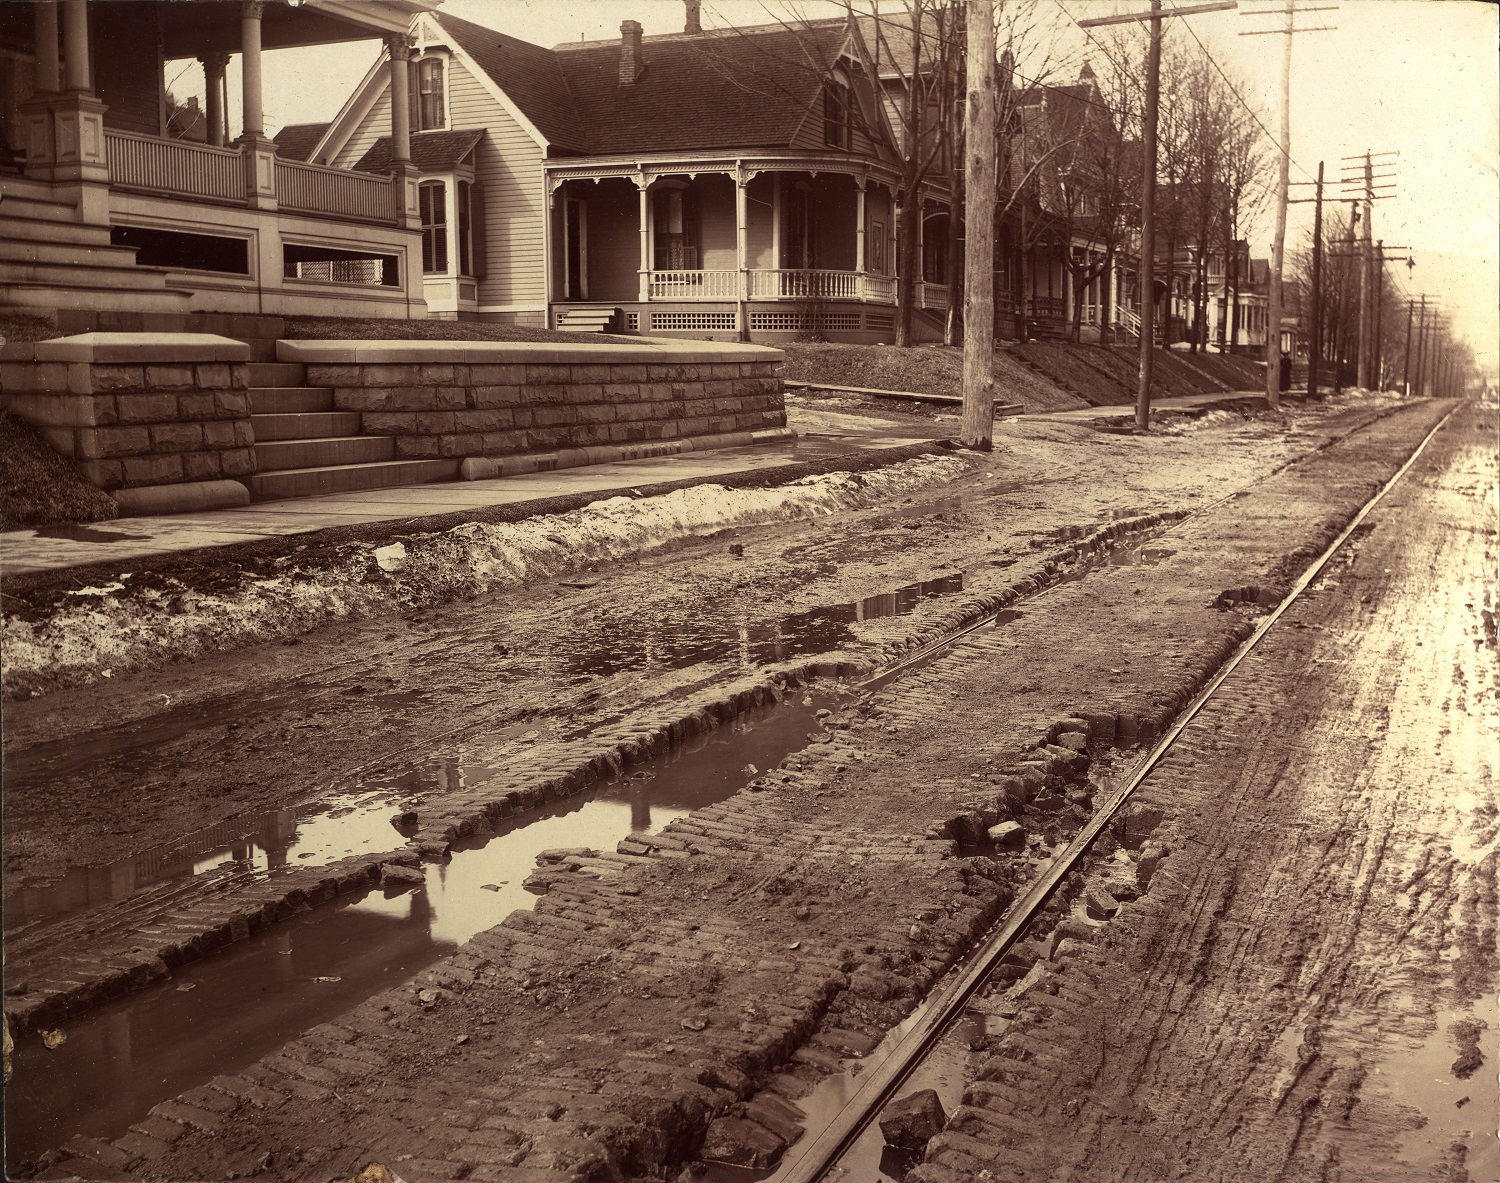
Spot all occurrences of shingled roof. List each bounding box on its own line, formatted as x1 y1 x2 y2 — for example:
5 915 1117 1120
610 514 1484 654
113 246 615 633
354 128 484 174
274 122 330 162
433 11 852 156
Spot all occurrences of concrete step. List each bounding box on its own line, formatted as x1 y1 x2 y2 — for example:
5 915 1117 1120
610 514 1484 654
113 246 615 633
0 238 143 267
247 362 306 387
248 386 334 414
253 435 395 470
0 216 116 246
248 458 458 501
251 411 361 441
0 190 83 224
0 258 176 291
0 283 194 314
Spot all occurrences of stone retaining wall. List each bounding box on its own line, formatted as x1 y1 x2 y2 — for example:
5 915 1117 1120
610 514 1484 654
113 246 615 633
278 338 787 462
0 333 254 494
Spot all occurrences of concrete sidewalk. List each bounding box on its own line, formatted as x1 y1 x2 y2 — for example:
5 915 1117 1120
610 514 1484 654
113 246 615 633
1 412 934 576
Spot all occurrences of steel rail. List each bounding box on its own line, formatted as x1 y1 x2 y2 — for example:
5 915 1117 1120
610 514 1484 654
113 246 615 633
778 403 1459 1181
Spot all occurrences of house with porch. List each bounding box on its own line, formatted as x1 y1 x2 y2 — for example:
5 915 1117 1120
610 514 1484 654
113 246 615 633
289 4 954 342
999 66 1142 344
0 0 437 324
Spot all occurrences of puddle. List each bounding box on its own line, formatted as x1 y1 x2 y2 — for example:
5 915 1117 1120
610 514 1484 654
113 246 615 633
562 575 965 679
2 790 410 936
2 694 836 1170
31 524 152 543
1375 1001 1500 1178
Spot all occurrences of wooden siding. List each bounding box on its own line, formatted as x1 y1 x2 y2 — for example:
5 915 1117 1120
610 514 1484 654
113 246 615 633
333 85 393 170
329 56 547 310
447 57 545 309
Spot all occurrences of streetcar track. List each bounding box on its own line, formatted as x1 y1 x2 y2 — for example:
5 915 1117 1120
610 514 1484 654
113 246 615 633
777 404 1460 1179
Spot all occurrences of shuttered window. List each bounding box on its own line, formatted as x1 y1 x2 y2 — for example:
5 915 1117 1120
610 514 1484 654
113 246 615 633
420 181 447 274
417 58 445 130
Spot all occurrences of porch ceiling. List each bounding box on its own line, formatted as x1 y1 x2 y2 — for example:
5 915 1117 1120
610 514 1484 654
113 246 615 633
145 0 432 58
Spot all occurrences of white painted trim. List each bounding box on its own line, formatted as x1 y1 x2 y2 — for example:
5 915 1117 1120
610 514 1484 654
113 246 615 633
475 303 546 313
443 28 549 151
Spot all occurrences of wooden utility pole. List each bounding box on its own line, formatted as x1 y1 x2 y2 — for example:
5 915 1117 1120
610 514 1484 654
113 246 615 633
1401 297 1414 396
1135 0 1162 432
1307 161 1323 397
959 0 996 449
1339 148 1396 387
1242 1 1337 408
1075 0 1236 433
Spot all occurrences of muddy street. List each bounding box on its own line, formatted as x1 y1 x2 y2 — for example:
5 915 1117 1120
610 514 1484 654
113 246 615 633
4 395 1496 1183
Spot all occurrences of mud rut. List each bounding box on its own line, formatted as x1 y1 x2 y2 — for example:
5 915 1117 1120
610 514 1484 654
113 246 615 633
3 397 1493 1182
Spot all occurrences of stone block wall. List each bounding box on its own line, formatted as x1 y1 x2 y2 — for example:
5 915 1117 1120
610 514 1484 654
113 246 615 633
281 340 786 462
1 334 255 491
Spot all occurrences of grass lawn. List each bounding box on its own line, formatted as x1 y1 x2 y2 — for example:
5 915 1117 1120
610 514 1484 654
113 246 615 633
283 316 648 346
778 342 1089 414
0 411 118 530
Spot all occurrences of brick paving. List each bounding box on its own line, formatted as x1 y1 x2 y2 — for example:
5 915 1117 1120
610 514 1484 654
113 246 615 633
14 399 1457 1182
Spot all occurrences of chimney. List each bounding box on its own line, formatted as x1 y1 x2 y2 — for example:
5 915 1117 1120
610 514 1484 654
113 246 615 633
684 0 702 34
619 20 643 84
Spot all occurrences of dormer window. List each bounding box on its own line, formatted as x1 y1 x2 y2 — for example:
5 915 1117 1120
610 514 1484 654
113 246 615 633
417 57 446 130
823 78 851 149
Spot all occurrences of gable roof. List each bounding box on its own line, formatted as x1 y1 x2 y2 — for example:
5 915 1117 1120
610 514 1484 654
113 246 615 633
428 11 859 157
435 12 588 153
275 122 331 162
354 128 484 174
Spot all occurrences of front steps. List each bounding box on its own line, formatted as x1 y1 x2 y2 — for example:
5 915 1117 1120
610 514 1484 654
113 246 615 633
555 306 619 332
245 362 456 500
0 178 193 316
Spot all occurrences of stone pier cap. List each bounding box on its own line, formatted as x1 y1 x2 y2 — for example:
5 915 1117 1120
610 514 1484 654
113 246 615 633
28 333 251 364
276 338 786 367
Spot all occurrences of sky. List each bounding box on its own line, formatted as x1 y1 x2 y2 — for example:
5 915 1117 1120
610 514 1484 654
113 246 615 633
185 0 1498 375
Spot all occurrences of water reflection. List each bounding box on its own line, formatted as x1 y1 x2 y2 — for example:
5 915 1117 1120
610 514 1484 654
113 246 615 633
565 574 966 679
4 695 835 1170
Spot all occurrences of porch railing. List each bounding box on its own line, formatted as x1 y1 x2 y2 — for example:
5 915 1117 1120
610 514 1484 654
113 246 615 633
105 129 243 203
275 158 396 223
1028 296 1066 320
751 269 861 300
919 282 950 313
863 274 897 303
647 269 738 300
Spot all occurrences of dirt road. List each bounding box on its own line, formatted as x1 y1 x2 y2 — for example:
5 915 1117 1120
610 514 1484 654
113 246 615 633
5 395 1492 1182
912 401 1499 1182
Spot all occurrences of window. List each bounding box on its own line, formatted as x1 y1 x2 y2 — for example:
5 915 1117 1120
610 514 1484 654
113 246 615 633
652 187 700 270
823 79 851 149
417 57 445 130
420 181 448 273
870 220 885 274
457 181 473 276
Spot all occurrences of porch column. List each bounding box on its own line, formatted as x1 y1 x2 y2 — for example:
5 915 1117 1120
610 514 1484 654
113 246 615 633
636 174 650 303
735 166 750 341
240 1 265 139
855 177 867 277
201 53 230 147
34 2 60 93
24 0 107 217
386 36 413 166
771 173 782 269
61 0 90 92
237 2 278 210
385 35 420 229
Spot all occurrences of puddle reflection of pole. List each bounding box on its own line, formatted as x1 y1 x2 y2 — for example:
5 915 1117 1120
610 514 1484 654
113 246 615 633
273 929 294 984
262 809 298 869
629 783 652 832
409 879 434 936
